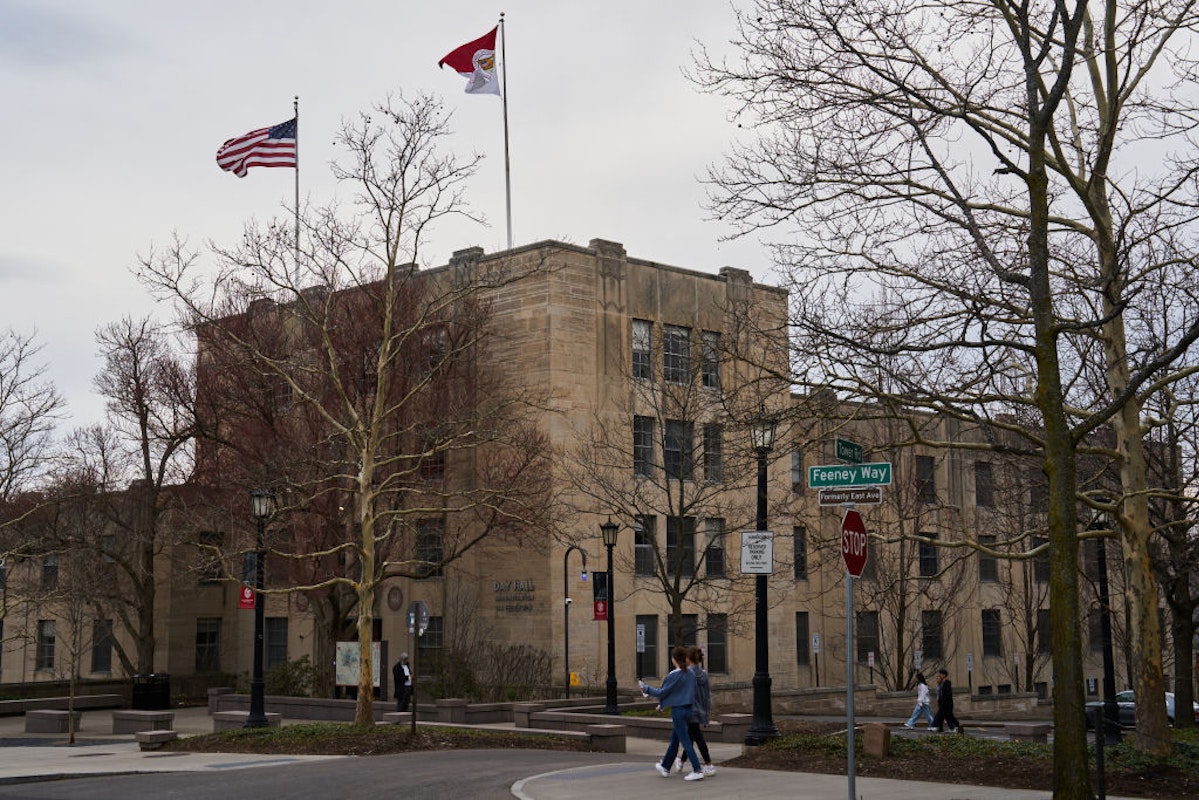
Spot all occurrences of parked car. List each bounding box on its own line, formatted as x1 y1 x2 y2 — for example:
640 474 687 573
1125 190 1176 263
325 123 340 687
1086 690 1199 728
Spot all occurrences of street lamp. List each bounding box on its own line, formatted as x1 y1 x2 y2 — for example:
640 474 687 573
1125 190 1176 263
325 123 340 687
746 405 779 745
600 517 620 715
1091 504 1121 746
246 488 274 729
563 545 588 699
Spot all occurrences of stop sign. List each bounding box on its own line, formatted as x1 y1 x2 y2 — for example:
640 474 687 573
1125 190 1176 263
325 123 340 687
842 509 868 577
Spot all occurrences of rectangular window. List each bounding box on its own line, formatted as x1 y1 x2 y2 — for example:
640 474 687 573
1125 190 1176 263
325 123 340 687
91 619 113 673
918 532 938 577
1083 538 1101 581
793 526 808 580
975 461 994 507
416 519 444 578
791 448 804 493
419 447 446 483
36 620 56 670
1088 609 1104 654
666 516 696 578
921 610 943 660
663 324 691 383
978 535 998 582
664 419 694 480
634 516 657 577
1027 467 1048 508
417 616 444 679
701 331 721 389
795 612 811 666
198 530 224 584
982 609 1003 657
1033 536 1050 583
632 319 653 379
916 455 937 503
857 611 879 663
1037 608 1052 654
681 614 699 648
706 614 728 673
636 614 659 678
703 518 725 578
633 416 655 477
266 617 289 670
42 554 59 591
702 423 723 482
195 618 222 673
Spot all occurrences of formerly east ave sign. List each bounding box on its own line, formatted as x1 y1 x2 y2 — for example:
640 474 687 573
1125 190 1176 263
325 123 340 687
808 462 893 488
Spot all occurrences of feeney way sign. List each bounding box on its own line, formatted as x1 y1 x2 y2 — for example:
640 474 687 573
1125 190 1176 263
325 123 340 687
842 509 868 577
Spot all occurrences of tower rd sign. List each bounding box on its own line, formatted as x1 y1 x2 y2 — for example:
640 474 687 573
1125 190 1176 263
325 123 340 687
842 509 868 577
808 462 892 488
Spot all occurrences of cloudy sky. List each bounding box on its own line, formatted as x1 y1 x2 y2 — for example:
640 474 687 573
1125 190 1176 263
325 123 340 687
0 1 773 431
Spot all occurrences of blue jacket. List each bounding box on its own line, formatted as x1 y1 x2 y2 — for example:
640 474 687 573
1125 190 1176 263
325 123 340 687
643 667 695 710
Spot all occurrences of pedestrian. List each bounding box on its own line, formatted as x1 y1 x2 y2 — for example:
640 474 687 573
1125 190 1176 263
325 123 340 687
930 667 963 733
904 672 935 729
393 652 412 712
639 646 705 781
673 646 716 776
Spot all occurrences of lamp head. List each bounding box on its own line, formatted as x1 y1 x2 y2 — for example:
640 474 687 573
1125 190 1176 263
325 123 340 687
600 516 619 547
250 488 275 519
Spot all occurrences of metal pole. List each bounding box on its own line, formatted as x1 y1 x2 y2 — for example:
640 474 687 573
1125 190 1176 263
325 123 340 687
846 575 856 800
564 545 586 700
604 540 618 714
1097 534 1121 746
746 445 778 744
246 513 268 728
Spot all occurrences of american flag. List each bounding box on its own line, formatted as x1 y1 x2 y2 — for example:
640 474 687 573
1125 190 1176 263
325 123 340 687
216 117 297 178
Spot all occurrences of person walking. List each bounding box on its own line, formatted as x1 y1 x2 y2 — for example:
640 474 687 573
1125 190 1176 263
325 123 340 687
904 672 935 729
392 653 412 712
639 646 705 781
930 667 963 733
673 646 716 776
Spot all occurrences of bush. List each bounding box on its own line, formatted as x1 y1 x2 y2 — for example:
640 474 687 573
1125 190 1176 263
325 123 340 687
264 656 317 697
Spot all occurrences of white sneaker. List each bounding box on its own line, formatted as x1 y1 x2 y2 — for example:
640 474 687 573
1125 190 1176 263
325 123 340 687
702 764 716 776
903 723 914 729
684 771 705 781
655 763 670 778
673 758 685 773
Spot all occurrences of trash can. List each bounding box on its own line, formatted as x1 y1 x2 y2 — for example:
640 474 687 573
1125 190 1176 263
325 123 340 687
131 673 171 710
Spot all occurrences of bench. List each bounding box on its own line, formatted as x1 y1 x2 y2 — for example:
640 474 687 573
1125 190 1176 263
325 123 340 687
1006 722 1052 743
113 709 175 734
135 729 178 751
24 709 82 733
211 710 283 731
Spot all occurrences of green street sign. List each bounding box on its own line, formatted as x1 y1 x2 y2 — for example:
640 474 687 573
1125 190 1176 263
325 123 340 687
808 462 892 488
835 438 863 464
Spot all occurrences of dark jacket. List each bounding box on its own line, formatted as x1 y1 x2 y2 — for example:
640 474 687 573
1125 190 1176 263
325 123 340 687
937 677 954 711
689 664 711 724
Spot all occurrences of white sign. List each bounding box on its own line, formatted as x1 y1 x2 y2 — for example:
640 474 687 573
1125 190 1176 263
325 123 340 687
914 650 922 669
636 623 646 654
966 652 974 672
813 633 820 655
740 530 775 574
335 641 382 687
867 651 875 669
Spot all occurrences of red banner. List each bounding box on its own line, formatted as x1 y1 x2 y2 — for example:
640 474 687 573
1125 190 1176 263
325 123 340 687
238 584 256 609
593 600 607 621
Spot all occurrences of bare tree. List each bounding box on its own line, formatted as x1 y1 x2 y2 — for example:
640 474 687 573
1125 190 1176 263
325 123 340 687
0 328 64 514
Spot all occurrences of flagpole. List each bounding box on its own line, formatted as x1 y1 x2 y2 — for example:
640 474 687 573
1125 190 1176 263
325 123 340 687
499 12 512 250
293 96 300 268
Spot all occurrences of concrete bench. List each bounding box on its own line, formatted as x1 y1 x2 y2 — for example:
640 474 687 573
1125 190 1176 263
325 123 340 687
584 723 626 753
113 709 175 734
25 709 82 733
135 729 178 751
1006 722 1052 743
212 710 282 731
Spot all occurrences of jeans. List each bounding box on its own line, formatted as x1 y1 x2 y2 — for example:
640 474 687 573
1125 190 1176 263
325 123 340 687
906 702 934 727
660 705 701 773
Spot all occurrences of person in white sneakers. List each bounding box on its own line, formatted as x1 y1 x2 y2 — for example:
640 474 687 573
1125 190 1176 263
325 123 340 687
674 646 716 776
904 672 934 729
640 646 705 781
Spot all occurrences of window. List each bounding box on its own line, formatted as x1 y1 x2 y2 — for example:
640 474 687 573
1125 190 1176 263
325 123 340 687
921 610 943 660
663 324 691 383
703 518 725 578
702 423 723 482
417 616 443 679
701 331 721 388
266 617 289 670
632 319 653 379
791 448 804 493
633 416 655 477
795 612 811 666
857 611 879 663
419 447 446 483
975 461 994 507
916 455 937 503
1032 536 1050 583
664 419 694 480
793 526 808 580
1088 609 1104 653
198 530 224 583
636 615 659 678
1037 608 1052 654
634 516 657 577
666 516 696 578
681 614 699 648
918 532 938 577
416 519 444 578
195 618 222 672
42 554 59 591
91 619 113 673
982 609 1003 657
706 614 728 673
36 620 55 670
1027 468 1049 508
978 534 998 582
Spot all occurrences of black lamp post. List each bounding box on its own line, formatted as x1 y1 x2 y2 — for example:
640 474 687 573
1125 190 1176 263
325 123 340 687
245 488 274 729
563 545 588 699
1092 506 1121 746
746 406 779 745
601 517 620 715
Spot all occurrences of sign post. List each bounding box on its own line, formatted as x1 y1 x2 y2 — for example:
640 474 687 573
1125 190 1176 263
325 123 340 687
407 601 429 733
841 507 869 800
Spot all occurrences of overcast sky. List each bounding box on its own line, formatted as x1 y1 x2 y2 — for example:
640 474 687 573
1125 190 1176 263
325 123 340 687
0 0 772 431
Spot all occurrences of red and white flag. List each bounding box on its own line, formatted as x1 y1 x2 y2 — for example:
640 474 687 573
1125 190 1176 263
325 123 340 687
216 117 298 178
438 27 501 95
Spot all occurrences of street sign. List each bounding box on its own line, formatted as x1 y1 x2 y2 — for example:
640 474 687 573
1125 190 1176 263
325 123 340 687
740 530 775 574
836 438 863 464
841 509 868 577
914 650 923 669
809 462 892 488
966 652 974 672
812 633 820 654
818 487 882 506
636 623 646 654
